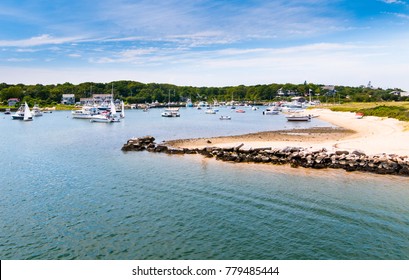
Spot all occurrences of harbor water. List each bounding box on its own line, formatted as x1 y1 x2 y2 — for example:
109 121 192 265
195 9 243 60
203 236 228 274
1 107 408 259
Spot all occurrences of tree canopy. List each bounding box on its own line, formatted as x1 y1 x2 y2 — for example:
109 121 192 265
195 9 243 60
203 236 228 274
0 80 406 106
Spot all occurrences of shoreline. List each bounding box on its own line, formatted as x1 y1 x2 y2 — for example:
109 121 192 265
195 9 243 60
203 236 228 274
122 109 409 176
122 135 409 176
164 108 409 157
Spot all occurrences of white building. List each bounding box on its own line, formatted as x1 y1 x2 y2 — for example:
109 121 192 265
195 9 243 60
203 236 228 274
61 94 75 105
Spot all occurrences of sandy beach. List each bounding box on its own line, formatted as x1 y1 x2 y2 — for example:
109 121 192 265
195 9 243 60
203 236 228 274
165 109 409 156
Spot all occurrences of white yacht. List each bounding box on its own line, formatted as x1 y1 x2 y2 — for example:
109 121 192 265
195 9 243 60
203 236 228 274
71 106 99 119
286 114 311 121
31 104 43 117
161 108 180 117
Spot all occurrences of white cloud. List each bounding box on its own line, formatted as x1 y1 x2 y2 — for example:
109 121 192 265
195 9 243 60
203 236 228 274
3 39 407 90
68 53 82 58
0 34 85 47
1 0 408 91
95 0 346 46
393 12 409 19
5 58 34 62
381 0 406 4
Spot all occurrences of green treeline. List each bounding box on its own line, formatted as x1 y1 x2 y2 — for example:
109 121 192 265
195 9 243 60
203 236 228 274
0 80 407 107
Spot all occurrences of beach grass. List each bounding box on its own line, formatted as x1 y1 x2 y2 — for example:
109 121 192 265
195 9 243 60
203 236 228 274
321 102 409 122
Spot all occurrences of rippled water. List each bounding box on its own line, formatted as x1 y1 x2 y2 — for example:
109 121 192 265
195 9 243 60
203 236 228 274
0 108 408 259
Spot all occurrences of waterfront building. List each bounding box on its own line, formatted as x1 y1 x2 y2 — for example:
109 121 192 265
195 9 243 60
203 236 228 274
61 94 75 105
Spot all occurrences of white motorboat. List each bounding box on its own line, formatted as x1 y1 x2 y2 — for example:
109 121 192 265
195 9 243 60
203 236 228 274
90 114 113 123
11 105 24 120
161 108 180 117
205 108 217 114
71 106 99 119
31 104 43 117
263 107 280 115
196 101 208 109
219 115 231 120
286 114 311 121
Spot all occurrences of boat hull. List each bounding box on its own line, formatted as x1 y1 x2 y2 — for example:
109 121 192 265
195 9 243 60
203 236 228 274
161 113 180 117
12 115 24 120
286 116 311 121
89 115 115 123
90 118 113 123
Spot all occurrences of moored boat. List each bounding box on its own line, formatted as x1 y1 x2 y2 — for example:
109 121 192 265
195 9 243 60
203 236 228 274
109 101 121 122
90 114 114 123
205 108 217 114
11 106 24 120
355 112 364 119
162 90 180 117
31 104 43 117
286 114 311 121
219 115 231 120
71 106 99 119
161 108 180 117
185 99 193 107
263 107 280 115
12 102 33 121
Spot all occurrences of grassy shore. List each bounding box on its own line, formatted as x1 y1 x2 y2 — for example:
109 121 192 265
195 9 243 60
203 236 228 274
0 104 76 111
319 102 409 122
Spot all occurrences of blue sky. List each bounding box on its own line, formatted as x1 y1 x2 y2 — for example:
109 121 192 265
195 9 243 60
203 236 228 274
1 0 409 89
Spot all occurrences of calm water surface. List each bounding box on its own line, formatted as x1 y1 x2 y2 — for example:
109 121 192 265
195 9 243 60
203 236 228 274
0 108 408 259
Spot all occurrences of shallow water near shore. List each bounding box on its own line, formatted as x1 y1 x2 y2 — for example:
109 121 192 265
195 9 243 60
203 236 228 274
1 108 408 259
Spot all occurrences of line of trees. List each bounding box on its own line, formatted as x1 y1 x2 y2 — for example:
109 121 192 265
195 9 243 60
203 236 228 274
0 81 407 107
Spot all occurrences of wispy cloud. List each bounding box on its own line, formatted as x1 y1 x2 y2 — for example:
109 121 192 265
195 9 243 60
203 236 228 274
95 0 346 46
91 47 160 64
89 41 387 70
391 12 409 19
68 53 82 58
0 34 85 47
381 0 406 4
1 0 409 90
5 58 35 62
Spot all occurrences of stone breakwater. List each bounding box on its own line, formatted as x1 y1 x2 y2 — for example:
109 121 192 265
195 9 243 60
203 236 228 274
122 136 409 176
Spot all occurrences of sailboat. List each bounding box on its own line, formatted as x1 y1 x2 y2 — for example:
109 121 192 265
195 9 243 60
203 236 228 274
24 102 33 121
161 90 180 117
12 102 33 121
90 101 120 123
110 101 120 122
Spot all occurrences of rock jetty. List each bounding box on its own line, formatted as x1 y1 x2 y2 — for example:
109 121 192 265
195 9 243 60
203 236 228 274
122 136 409 176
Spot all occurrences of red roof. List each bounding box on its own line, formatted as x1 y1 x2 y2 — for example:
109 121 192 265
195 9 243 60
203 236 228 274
8 98 20 101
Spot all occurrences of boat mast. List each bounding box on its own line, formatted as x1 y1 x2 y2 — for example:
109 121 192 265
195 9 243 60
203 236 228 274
168 89 171 109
